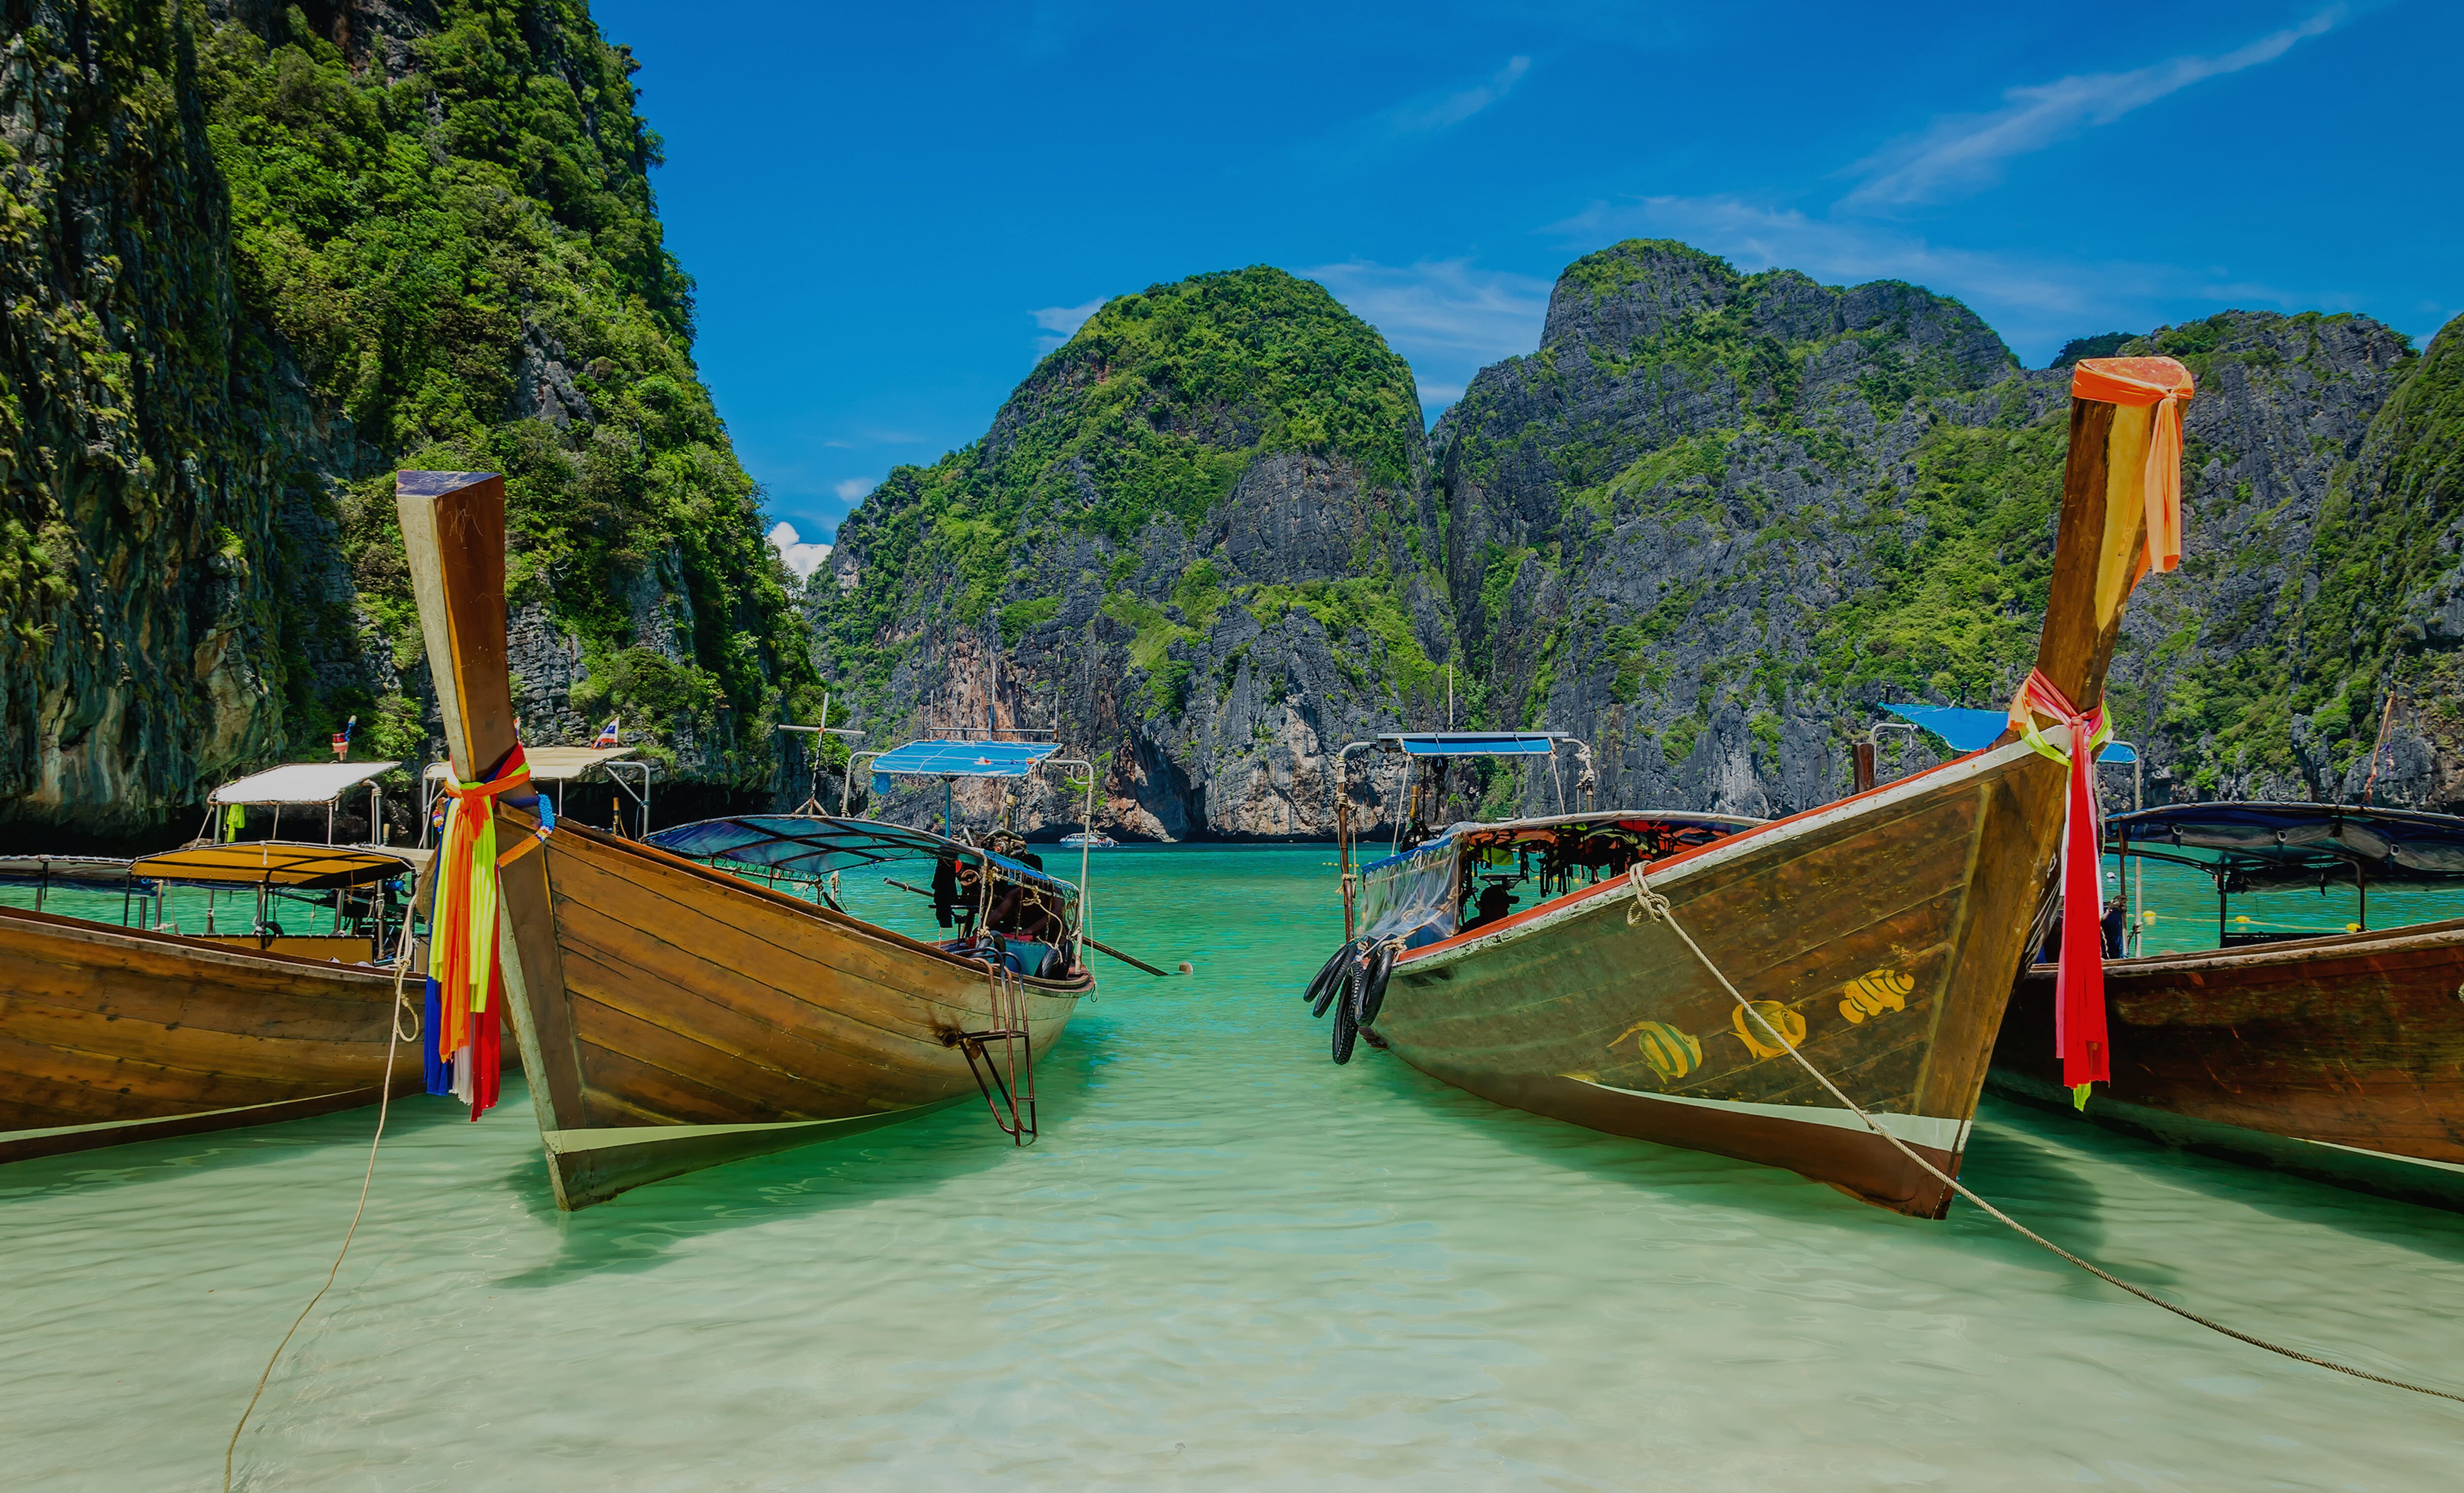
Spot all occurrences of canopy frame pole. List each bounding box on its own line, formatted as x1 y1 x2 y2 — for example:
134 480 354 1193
1334 741 1375 941
844 750 887 817
1040 756 1098 970
2132 757 2144 954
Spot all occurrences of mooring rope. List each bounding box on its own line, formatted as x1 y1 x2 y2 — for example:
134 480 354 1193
1621 862 2464 1406
223 948 418 1490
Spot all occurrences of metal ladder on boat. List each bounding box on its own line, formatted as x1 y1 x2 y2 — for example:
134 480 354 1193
950 954 1037 1144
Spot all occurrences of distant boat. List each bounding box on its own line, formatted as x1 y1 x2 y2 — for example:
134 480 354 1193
1310 358 2199 1217
1060 831 1117 848
1991 800 2464 1211
397 470 1098 1210
0 815 425 1166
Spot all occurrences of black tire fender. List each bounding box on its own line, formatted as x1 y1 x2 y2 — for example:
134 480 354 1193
1331 960 1363 1064
1303 938 1357 1012
1356 943 1398 1026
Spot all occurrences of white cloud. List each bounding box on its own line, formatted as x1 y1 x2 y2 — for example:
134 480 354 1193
1031 297 1106 352
1381 56 1531 136
1842 10 2340 209
833 476 877 502
766 521 833 582
1305 259 1552 409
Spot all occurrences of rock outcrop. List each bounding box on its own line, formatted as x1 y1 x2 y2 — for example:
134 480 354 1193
809 267 1449 839
820 239 2464 837
0 0 816 845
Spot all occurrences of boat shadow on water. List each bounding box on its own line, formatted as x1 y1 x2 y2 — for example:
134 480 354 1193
0 1079 486 1202
1965 1093 2464 1270
485 1022 1118 1286
1356 1050 2139 1285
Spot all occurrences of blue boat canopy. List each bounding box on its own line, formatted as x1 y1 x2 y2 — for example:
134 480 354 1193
2109 801 2464 884
647 815 1076 902
867 740 1059 778
1880 704 2134 762
1379 732 1565 757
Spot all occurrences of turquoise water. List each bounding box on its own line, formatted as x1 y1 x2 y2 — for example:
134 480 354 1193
4 846 2462 1490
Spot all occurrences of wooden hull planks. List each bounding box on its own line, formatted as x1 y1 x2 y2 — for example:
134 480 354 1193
1988 922 2464 1210
518 820 1087 1209
0 905 417 1165
1349 364 2195 1217
397 469 1088 1210
1379 740 2060 1217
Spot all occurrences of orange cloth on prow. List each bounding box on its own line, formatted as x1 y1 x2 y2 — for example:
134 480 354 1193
2070 356 2194 580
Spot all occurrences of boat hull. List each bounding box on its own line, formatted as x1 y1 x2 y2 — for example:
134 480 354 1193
504 822 1086 1209
1376 740 2063 1217
0 906 417 1165
1987 921 2464 1210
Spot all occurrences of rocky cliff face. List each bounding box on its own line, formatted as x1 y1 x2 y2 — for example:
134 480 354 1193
821 240 2463 838
809 268 1449 839
1436 241 2461 820
0 0 815 845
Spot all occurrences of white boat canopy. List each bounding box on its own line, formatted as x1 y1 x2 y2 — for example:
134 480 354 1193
422 746 640 782
211 761 404 805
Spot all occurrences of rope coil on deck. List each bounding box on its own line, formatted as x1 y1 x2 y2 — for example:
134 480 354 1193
1620 862 2464 1407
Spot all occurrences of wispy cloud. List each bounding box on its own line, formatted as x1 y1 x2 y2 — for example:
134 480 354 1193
832 476 877 502
1842 9 2341 209
1305 258 1552 409
1381 55 1531 135
766 521 834 582
1552 194 2342 360
1031 298 1106 352
1298 56 1535 173
821 430 927 449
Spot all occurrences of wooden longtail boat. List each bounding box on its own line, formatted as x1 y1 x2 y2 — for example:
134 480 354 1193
1318 358 2196 1216
396 469 1095 1210
1990 801 2464 1210
0 840 423 1165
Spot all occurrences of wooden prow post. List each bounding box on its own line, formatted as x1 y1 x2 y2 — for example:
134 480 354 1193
2028 397 2155 714
396 469 583 1210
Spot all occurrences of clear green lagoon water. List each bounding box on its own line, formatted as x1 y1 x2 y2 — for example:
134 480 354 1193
5 846 2462 1489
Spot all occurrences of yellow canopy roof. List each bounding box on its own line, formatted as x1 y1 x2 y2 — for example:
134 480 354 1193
132 842 419 889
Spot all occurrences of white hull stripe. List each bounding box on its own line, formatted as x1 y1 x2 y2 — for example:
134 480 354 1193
1413 738 2044 972
0 1091 362 1145
1564 1076 1970 1153
542 1112 912 1155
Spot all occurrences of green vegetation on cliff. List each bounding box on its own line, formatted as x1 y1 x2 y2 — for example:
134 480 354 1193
193 2 821 772
816 267 1428 707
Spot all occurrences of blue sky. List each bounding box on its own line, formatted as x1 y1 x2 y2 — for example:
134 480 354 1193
590 0 2459 565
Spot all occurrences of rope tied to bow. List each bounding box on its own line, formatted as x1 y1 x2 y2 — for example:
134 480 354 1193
1615 861 2464 1406
2009 669 2112 1105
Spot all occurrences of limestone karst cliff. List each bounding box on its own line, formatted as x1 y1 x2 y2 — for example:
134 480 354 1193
817 241 2463 839
808 267 1448 838
0 0 815 844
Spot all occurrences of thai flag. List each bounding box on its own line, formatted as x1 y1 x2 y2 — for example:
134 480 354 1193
330 714 355 760
594 717 620 747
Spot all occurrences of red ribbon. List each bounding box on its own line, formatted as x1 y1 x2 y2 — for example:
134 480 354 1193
430 743 536 1119
2010 670 2111 1094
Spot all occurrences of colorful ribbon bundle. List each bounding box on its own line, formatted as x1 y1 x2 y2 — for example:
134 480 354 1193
424 744 553 1118
2012 356 2194 1107
2069 356 2194 580
2008 670 2113 1104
